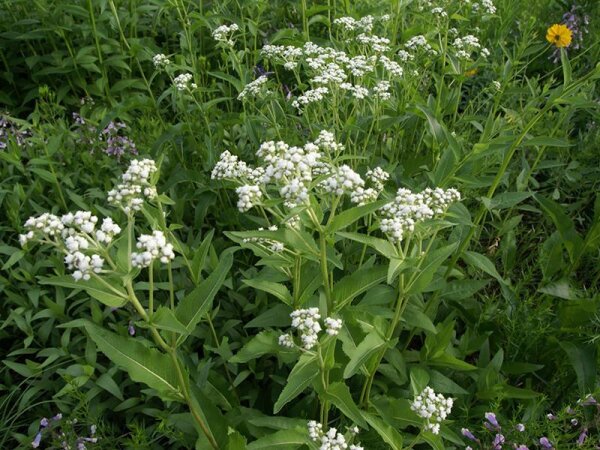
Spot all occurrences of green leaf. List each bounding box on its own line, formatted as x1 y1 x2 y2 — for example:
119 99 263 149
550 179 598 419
39 275 127 308
149 307 190 335
363 413 403 450
227 229 319 256
462 251 505 283
247 429 306 449
226 431 247 450
536 195 584 263
83 322 180 398
176 249 234 343
403 304 437 333
273 354 319 413
333 265 387 309
482 192 532 210
559 341 597 395
406 242 458 295
343 331 386 379
243 279 293 305
524 136 572 147
336 232 398 259
230 331 290 363
326 200 387 233
322 382 368 428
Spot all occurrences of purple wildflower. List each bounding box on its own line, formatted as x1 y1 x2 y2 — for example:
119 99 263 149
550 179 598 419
516 423 525 432
546 413 556 420
101 121 137 159
52 413 63 421
40 418 49 428
492 433 505 449
461 428 477 441
128 321 136 336
516 446 529 450
577 428 587 446
0 115 30 149
485 412 500 430
31 431 43 448
539 437 553 449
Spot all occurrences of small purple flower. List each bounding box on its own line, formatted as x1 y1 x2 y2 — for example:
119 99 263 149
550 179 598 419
52 413 63 421
492 433 505 449
566 406 575 414
539 437 553 449
516 423 525 432
461 428 477 441
580 395 597 406
577 428 588 446
31 431 42 448
128 321 136 336
40 418 49 428
546 413 556 420
485 412 500 430
516 446 529 450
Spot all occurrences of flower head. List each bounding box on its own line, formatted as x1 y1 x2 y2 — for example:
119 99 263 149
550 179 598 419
546 24 572 48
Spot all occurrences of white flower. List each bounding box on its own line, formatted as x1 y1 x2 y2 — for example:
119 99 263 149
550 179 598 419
379 187 461 243
131 230 175 268
324 317 342 336
290 308 321 350
431 7 447 18
174 73 194 91
212 23 239 46
238 75 270 100
152 53 171 69
95 217 121 244
65 251 104 281
366 167 389 190
292 87 329 111
278 333 295 348
321 165 365 197
405 35 437 55
211 150 249 180
410 387 454 434
308 421 323 441
108 159 157 214
235 185 262 212
373 81 391 100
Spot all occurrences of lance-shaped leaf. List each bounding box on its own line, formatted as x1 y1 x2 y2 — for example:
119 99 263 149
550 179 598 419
326 200 387 234
243 279 293 305
39 275 128 308
363 412 403 450
405 242 458 295
176 248 234 344
83 321 180 398
343 330 386 379
333 265 387 310
321 382 368 428
274 354 319 413
247 429 307 449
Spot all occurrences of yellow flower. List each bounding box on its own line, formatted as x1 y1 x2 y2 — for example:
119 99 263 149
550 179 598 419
464 68 478 77
546 24 572 48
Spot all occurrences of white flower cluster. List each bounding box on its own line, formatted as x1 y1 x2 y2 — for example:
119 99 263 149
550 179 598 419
333 15 374 33
280 309 343 350
379 187 461 243
307 421 364 450
292 87 329 110
261 45 303 70
242 225 284 252
173 73 196 91
213 132 386 211
64 252 104 281
20 210 119 281
152 53 171 69
366 167 390 191
404 35 437 56
324 317 343 336
212 23 239 46
373 81 391 100
356 33 391 52
290 307 321 350
431 7 448 18
131 230 175 268
410 387 454 435
471 0 496 14
259 20 408 111
453 35 489 60
235 185 262 212
238 75 270 100
107 159 158 214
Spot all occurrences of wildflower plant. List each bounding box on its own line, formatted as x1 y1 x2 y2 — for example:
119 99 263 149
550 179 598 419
217 130 467 447
20 159 234 449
